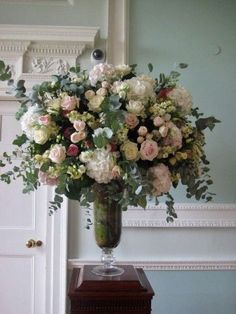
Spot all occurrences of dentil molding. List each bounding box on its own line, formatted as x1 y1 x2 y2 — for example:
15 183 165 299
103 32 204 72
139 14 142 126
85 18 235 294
68 259 236 271
122 203 236 228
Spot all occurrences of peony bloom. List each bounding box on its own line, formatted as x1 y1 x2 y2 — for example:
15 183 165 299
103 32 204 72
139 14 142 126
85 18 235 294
140 140 159 161
148 163 172 196
84 148 116 184
49 144 66 164
125 76 156 104
167 86 192 116
38 114 51 126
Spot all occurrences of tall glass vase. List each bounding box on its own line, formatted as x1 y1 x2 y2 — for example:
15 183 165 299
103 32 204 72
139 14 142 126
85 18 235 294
92 183 124 277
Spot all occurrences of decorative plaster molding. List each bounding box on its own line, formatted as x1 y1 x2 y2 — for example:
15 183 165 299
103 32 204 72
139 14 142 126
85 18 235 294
0 24 99 95
68 259 236 271
122 203 236 228
0 0 73 5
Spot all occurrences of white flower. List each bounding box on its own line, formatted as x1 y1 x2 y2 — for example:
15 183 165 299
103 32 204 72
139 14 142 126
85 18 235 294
85 90 95 100
79 151 93 163
125 76 156 103
49 144 66 164
167 86 192 115
87 95 104 112
149 163 172 196
20 106 41 140
96 87 107 96
93 127 113 139
33 127 49 144
126 100 144 115
84 148 116 184
115 64 132 77
89 63 116 86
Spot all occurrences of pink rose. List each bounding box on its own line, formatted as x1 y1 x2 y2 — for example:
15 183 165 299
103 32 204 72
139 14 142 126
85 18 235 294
73 120 86 132
140 140 159 161
125 113 139 129
49 144 66 164
38 114 50 126
149 164 172 196
70 131 86 143
61 96 79 111
67 144 79 157
153 116 164 127
38 171 59 186
138 126 148 136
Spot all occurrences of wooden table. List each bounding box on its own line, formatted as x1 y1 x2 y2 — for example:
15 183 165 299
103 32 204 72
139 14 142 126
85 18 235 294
68 265 155 314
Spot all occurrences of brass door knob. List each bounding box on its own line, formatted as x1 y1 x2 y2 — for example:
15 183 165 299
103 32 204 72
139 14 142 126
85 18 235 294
26 239 43 248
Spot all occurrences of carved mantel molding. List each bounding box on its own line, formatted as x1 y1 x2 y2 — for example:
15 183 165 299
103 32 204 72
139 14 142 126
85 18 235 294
0 24 99 94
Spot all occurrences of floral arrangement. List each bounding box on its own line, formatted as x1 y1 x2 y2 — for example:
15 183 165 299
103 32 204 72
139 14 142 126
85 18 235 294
0 60 219 222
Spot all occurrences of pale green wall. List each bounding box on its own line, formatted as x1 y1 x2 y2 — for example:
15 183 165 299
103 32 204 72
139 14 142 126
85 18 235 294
0 0 108 37
129 0 236 203
129 1 236 313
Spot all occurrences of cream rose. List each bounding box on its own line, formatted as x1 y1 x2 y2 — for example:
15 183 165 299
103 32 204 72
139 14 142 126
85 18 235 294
73 120 86 131
85 90 95 100
49 144 66 164
122 141 139 161
88 95 104 112
33 128 49 145
140 140 159 161
148 163 172 196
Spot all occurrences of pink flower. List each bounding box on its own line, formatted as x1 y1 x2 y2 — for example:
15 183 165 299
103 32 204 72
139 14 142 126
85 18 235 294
164 122 182 149
138 126 148 136
149 164 172 196
70 131 86 143
67 144 79 157
61 96 79 111
73 120 86 131
153 116 164 127
125 113 139 129
140 140 159 161
49 144 66 164
38 171 59 186
38 114 50 126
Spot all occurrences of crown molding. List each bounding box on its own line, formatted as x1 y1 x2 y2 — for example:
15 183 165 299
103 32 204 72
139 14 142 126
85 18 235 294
0 24 99 45
0 0 73 5
68 259 236 271
122 203 236 228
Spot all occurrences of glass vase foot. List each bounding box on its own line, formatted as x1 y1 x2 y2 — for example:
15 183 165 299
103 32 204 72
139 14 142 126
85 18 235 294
91 265 124 277
91 248 124 277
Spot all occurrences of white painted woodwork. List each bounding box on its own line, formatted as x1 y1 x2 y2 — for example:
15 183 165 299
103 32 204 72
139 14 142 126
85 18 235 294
0 24 98 314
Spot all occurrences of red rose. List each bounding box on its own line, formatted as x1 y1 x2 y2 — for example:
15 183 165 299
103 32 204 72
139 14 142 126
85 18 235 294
67 144 79 157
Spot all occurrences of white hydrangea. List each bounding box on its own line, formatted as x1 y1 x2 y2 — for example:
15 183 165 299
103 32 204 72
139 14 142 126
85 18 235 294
20 106 41 140
89 63 116 86
84 148 116 184
167 86 193 115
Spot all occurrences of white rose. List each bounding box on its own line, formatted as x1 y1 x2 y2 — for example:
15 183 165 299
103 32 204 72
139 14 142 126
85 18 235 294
33 128 49 144
167 86 192 116
85 90 95 100
126 100 144 115
49 144 66 164
96 88 107 96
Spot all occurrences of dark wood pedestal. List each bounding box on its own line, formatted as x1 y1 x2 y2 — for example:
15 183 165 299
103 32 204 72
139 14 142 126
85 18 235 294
68 265 155 314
